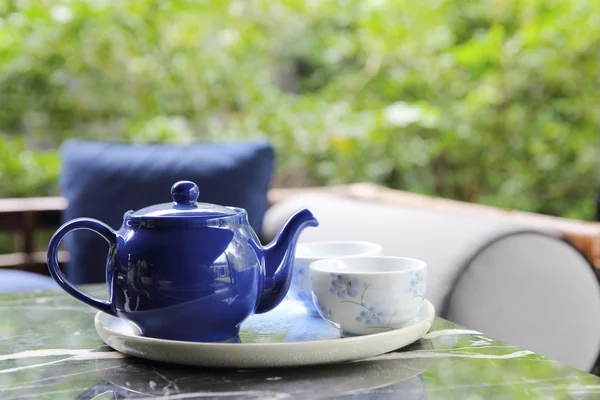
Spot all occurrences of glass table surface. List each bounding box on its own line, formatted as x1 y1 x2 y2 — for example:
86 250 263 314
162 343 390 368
0 285 598 399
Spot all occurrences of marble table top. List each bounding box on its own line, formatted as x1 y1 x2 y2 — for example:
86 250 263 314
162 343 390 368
0 286 599 399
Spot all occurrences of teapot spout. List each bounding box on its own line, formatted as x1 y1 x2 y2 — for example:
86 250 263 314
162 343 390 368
255 209 318 314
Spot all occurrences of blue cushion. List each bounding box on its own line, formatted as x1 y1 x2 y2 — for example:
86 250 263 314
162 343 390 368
0 270 58 293
60 139 275 284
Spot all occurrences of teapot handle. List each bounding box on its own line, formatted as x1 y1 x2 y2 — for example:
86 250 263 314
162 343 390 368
47 218 117 316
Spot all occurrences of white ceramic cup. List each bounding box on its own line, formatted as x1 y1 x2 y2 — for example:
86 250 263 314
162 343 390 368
288 241 383 315
309 256 427 336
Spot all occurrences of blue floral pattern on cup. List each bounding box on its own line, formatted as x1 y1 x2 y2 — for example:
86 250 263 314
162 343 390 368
356 309 387 325
319 271 426 331
289 263 318 313
330 275 360 298
409 270 425 298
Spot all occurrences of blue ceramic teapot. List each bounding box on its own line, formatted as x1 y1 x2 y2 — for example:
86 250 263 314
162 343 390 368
47 181 318 342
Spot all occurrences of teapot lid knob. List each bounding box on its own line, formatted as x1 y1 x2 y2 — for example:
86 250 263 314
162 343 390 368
171 181 200 206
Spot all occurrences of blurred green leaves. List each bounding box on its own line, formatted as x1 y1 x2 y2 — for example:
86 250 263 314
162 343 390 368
0 0 597 219
0 135 59 197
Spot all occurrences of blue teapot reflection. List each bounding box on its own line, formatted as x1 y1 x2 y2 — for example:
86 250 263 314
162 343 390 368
47 181 318 342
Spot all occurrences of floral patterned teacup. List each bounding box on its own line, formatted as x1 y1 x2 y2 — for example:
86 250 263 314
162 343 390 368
309 256 427 335
288 241 383 316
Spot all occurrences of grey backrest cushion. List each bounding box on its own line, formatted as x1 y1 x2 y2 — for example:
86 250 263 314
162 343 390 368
263 193 523 314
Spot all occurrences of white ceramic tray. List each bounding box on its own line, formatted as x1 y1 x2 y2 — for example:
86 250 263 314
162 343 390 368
95 299 435 368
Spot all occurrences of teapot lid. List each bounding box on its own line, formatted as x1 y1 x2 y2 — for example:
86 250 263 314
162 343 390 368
127 181 239 219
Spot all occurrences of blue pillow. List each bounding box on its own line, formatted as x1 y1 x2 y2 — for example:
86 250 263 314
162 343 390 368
59 139 275 284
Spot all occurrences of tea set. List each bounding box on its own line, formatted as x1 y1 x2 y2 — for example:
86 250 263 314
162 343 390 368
47 180 434 367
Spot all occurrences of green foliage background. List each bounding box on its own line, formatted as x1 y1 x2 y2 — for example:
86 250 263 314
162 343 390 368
0 0 598 219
